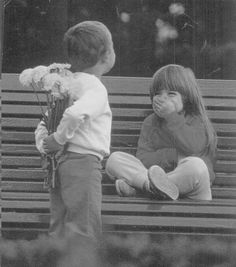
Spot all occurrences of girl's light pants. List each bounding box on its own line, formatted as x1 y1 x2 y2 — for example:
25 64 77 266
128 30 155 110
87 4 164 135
106 151 212 200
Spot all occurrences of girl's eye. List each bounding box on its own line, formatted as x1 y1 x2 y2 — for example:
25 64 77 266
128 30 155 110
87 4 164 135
168 91 176 96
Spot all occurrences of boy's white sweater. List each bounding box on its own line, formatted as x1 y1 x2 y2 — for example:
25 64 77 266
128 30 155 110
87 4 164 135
53 72 112 160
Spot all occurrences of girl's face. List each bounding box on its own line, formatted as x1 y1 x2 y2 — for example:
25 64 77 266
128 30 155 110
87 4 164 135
153 90 184 117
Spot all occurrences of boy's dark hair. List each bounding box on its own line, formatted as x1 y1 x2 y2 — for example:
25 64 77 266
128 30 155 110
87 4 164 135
64 21 112 71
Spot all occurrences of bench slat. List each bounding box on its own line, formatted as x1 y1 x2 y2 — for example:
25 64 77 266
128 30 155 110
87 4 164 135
102 215 236 232
3 144 236 162
3 200 236 216
3 92 236 110
2 132 236 148
3 213 236 233
2 192 236 205
2 181 236 199
2 154 236 172
2 169 46 179
2 192 50 200
3 104 236 119
3 118 236 135
212 187 236 199
2 168 236 186
3 74 236 97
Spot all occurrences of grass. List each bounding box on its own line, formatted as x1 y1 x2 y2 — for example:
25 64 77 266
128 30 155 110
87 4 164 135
1 233 236 267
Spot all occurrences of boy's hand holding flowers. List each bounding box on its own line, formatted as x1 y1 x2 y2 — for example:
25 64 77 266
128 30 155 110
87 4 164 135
43 134 63 154
19 63 73 188
152 91 183 118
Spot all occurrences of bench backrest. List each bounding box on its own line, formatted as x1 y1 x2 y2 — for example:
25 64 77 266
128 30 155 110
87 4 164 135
2 74 236 200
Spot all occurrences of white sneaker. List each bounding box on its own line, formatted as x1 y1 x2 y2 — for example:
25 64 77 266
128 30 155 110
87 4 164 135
115 179 137 197
148 165 179 200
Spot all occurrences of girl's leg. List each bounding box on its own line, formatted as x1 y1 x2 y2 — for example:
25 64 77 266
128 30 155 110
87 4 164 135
167 156 212 200
105 151 149 190
58 153 102 241
106 151 178 199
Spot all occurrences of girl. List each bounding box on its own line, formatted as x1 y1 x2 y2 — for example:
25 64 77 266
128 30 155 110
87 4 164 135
105 64 217 200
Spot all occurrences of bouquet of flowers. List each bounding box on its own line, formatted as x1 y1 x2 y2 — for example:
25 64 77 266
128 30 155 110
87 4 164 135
19 63 73 187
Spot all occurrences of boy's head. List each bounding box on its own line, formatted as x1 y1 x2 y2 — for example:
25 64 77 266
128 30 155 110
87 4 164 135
64 21 115 74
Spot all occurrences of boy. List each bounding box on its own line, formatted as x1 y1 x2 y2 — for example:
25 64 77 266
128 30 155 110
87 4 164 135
35 21 116 241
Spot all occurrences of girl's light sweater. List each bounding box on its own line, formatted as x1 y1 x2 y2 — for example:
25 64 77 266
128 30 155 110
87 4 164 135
53 72 112 160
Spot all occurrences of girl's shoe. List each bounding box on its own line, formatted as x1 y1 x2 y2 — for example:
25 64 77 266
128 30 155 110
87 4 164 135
148 165 179 200
115 179 137 197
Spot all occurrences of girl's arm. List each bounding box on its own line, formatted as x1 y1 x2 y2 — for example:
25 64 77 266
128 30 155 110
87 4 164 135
163 112 207 155
136 117 178 170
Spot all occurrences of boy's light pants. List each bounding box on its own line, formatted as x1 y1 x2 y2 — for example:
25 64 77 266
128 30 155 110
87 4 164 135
49 153 102 241
106 151 212 200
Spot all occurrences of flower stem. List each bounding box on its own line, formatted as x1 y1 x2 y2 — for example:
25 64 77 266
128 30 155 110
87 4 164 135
31 81 47 123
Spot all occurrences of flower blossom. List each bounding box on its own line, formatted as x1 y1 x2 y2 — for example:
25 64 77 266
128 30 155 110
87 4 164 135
48 63 71 75
48 63 71 70
57 77 70 97
19 63 72 99
42 73 69 98
31 65 49 84
19 68 34 86
169 3 185 16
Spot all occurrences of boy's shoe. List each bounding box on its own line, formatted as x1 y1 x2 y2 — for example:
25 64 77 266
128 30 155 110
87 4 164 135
148 165 179 200
115 179 137 197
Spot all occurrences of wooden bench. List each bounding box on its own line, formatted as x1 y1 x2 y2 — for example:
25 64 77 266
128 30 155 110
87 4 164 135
2 73 236 240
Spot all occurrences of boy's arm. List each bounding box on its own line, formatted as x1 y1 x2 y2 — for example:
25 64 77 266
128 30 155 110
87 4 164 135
43 134 63 153
54 87 107 145
136 118 178 170
35 120 48 154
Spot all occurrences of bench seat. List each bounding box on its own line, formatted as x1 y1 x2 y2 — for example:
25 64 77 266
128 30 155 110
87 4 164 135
2 195 236 237
1 73 236 239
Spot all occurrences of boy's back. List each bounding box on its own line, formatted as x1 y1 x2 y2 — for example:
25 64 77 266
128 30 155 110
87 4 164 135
54 72 112 160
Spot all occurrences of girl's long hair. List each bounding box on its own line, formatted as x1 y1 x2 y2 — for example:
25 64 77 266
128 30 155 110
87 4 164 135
149 64 216 155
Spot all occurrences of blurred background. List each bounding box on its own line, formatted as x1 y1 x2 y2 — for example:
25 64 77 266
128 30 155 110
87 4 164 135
2 0 236 79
